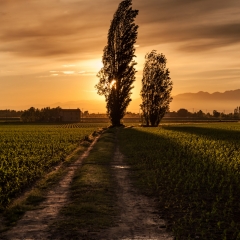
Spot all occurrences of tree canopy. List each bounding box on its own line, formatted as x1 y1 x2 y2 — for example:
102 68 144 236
140 50 173 126
95 0 138 126
21 107 62 122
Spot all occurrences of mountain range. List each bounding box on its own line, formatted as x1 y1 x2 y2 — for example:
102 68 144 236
173 89 240 101
170 89 240 113
2 89 240 114
129 89 240 114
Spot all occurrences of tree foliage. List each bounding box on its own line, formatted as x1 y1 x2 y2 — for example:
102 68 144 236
95 0 138 126
21 107 62 122
140 50 173 126
0 110 23 118
177 108 190 118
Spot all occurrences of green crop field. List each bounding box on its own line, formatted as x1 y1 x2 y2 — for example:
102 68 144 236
1 122 240 239
119 123 240 239
0 123 107 209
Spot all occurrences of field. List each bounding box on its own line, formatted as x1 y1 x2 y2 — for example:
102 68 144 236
0 123 107 209
1 122 240 239
119 123 240 239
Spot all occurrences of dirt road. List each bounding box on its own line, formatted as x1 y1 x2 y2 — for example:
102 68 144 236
1 137 99 240
1 130 174 240
101 145 174 240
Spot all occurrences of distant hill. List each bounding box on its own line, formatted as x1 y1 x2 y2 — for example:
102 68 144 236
173 89 240 101
2 90 239 114
170 89 240 113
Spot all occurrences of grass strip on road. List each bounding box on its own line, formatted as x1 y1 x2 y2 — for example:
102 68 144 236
50 128 117 239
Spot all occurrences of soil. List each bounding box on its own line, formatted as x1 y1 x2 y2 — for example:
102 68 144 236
1 130 174 240
97 145 174 240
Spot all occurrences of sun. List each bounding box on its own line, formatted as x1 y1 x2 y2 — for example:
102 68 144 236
110 80 116 89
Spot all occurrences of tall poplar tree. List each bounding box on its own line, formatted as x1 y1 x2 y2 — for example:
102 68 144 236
95 0 138 126
141 50 173 126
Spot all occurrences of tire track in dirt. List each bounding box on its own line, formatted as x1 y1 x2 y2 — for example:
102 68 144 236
1 136 100 240
104 146 174 240
97 129 174 240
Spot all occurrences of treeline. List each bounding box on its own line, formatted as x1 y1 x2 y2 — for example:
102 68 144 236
82 111 139 118
168 108 240 119
82 108 240 119
0 110 23 118
21 107 62 122
1 106 239 123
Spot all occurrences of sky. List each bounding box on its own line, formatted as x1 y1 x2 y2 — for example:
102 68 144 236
0 0 240 112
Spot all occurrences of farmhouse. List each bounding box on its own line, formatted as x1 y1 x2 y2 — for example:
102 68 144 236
60 109 81 122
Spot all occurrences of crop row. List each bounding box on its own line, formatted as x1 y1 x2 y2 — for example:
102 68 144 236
0 124 102 209
119 123 240 239
54 123 109 128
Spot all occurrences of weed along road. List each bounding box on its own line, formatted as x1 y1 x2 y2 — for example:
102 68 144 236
1 132 101 239
0 127 174 240
48 127 174 239
2 123 240 239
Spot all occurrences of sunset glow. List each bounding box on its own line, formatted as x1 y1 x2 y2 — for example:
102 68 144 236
0 0 239 113
110 80 116 89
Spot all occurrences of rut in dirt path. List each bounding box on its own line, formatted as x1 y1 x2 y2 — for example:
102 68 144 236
102 137 174 239
107 147 174 240
1 136 100 240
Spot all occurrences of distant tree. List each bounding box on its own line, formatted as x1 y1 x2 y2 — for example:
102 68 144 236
206 112 211 118
21 106 62 122
140 50 172 126
0 110 23 118
41 107 51 121
95 0 138 126
21 107 37 122
177 108 190 117
234 106 240 119
196 110 204 118
167 111 178 117
83 111 89 117
213 110 220 118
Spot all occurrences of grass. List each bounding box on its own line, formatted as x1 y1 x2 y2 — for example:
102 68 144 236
0 138 94 232
118 123 240 240
50 128 117 239
0 123 105 208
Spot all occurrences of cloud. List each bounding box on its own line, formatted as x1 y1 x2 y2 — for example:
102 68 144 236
192 68 240 79
0 0 116 57
134 0 240 52
150 22 240 52
0 0 240 59
77 71 96 76
62 71 75 75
